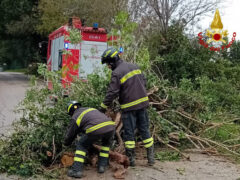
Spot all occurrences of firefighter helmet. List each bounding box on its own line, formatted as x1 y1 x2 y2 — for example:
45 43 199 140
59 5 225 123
101 48 119 65
67 101 81 116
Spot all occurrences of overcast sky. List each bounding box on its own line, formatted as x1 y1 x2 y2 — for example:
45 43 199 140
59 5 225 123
199 0 240 40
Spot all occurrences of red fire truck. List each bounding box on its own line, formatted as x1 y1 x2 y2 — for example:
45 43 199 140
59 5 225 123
47 17 113 89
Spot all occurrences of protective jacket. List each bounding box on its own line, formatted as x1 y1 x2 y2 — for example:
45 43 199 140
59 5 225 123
101 59 149 112
64 108 115 146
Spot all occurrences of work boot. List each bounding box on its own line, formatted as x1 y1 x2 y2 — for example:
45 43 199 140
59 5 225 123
67 162 84 178
98 165 106 173
126 149 135 167
98 156 108 173
67 169 83 178
147 145 155 166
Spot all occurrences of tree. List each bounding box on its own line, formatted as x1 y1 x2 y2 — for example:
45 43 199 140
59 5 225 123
0 0 38 36
229 41 240 64
37 0 128 35
0 0 43 69
129 0 222 34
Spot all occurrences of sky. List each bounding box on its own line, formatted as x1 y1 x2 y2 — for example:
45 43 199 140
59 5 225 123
199 0 240 40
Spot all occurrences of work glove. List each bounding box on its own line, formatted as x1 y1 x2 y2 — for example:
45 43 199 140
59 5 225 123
98 107 106 114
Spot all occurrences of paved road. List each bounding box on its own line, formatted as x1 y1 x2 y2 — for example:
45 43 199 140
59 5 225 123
0 72 29 135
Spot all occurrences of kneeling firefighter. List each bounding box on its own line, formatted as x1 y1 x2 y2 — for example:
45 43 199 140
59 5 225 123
64 101 115 178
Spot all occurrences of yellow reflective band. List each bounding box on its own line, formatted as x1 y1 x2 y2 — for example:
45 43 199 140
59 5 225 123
144 141 154 148
121 97 149 109
100 152 109 158
101 146 110 151
110 51 118 58
101 103 107 109
67 104 73 113
125 141 135 148
74 157 84 163
86 121 115 134
75 150 86 156
125 141 135 145
143 137 153 144
120 69 142 84
125 144 135 149
76 108 96 127
104 50 112 57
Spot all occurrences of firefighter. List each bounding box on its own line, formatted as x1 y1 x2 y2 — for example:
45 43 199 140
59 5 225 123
64 101 115 178
99 48 154 166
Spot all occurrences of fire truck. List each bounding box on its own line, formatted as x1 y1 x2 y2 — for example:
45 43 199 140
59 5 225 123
47 17 115 88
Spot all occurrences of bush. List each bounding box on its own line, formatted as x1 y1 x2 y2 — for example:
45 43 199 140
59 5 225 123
0 63 110 177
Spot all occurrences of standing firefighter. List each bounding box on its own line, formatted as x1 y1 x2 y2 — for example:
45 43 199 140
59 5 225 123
64 101 115 178
99 48 154 166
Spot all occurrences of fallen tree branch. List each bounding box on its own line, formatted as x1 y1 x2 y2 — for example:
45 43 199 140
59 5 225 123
199 118 240 134
52 135 56 160
186 134 240 156
156 135 190 160
173 110 205 126
147 86 159 96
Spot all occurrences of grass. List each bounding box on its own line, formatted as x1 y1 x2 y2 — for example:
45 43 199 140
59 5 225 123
155 150 180 161
4 68 27 73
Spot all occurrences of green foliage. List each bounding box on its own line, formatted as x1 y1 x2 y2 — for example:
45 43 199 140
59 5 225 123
62 28 82 57
155 151 180 161
110 11 138 61
37 0 127 35
0 63 110 177
0 38 42 69
229 41 240 63
0 0 43 69
65 28 82 45
136 47 151 71
4 68 27 73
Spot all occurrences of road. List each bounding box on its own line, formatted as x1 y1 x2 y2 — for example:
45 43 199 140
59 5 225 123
0 72 29 135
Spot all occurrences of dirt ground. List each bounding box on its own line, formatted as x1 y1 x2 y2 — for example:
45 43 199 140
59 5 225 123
0 72 240 180
1 152 240 180
78 152 240 180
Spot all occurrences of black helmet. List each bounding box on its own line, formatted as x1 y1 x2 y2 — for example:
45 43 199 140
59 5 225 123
67 101 81 116
101 48 119 69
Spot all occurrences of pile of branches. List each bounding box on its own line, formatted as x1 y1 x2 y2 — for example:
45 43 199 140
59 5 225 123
146 86 240 159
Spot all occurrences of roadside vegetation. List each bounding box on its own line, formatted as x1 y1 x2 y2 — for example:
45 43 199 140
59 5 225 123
3 69 27 73
1 0 240 178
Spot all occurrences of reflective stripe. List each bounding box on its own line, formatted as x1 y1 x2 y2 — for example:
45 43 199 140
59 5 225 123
100 152 109 158
86 121 115 134
143 137 154 148
125 144 135 148
74 157 84 163
110 51 118 57
125 141 135 145
144 141 154 148
75 150 86 156
101 103 107 109
76 108 96 127
143 137 153 144
120 69 142 84
67 104 73 113
125 141 135 149
104 50 112 57
121 97 149 109
101 146 110 151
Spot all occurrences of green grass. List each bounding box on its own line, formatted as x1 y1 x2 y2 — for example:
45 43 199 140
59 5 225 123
4 68 27 73
155 150 180 161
